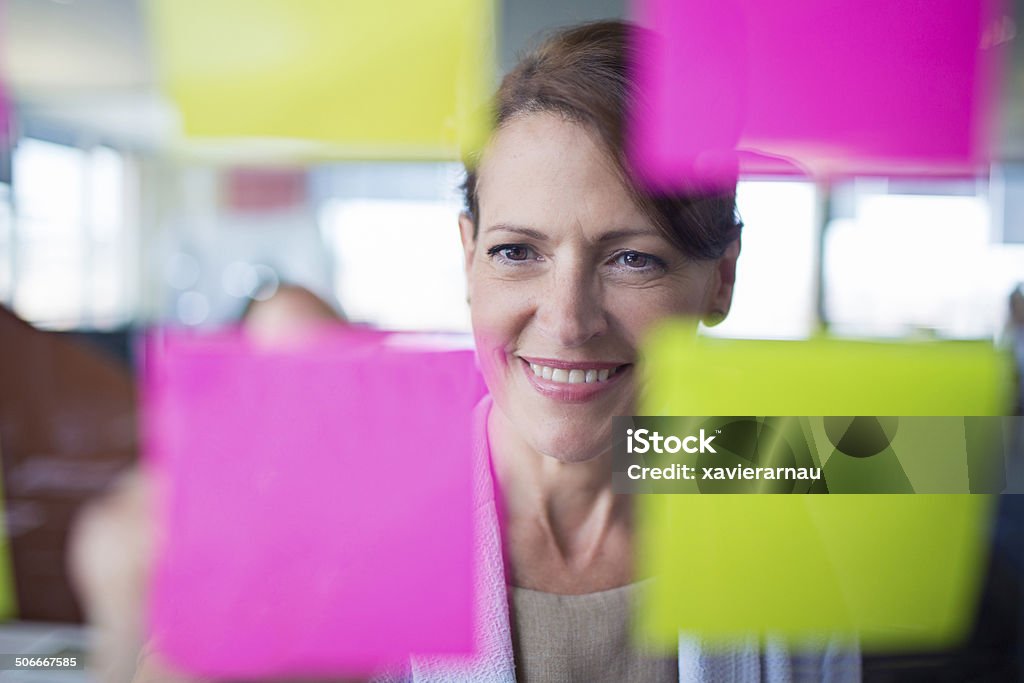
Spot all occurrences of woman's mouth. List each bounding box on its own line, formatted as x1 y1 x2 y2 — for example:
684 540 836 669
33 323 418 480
526 362 627 384
517 356 631 402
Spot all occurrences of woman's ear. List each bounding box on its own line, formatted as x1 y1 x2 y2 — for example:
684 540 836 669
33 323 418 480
704 237 741 325
458 212 477 277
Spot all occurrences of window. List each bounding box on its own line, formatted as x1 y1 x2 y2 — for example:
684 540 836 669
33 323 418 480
320 197 469 332
703 180 818 340
824 182 1018 339
8 138 131 329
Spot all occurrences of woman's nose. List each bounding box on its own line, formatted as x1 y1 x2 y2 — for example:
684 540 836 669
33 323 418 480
535 267 609 348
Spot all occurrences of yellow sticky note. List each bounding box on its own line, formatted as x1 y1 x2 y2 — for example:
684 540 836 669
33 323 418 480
148 0 495 159
635 322 1013 652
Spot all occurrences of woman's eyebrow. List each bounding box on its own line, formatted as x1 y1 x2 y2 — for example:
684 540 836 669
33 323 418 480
596 228 660 242
483 224 660 242
483 224 549 240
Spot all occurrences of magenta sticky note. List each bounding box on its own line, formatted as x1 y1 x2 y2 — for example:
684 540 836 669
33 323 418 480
143 329 478 679
629 0 1004 188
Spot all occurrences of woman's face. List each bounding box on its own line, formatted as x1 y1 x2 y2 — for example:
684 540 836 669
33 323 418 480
460 113 737 463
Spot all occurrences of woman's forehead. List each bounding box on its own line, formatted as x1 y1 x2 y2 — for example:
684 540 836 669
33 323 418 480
474 113 651 235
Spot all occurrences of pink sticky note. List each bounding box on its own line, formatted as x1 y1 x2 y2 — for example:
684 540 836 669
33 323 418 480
629 0 1004 188
143 329 478 679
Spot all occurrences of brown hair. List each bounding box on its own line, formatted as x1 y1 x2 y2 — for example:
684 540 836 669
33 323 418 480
462 20 742 260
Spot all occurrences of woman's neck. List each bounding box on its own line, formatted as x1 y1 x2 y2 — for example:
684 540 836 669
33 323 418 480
487 404 633 590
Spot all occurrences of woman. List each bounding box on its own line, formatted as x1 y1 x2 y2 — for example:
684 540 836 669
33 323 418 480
455 19 738 678
436 19 857 683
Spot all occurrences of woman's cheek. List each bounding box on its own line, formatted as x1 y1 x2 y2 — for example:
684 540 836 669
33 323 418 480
612 281 707 339
469 282 517 395
471 326 511 397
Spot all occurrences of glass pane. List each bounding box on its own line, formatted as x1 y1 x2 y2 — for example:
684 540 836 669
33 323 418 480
14 138 85 225
91 245 126 326
90 146 124 240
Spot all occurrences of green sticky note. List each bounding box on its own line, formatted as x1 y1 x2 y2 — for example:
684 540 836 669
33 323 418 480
148 0 495 160
635 322 1013 651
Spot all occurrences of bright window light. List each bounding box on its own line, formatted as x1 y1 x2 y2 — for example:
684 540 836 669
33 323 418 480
824 192 1011 338
12 139 88 328
703 180 818 340
10 139 129 329
320 198 470 332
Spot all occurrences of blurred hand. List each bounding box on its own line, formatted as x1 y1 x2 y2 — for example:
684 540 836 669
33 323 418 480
69 468 154 683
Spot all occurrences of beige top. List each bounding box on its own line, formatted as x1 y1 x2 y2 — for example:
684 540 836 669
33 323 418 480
510 581 677 683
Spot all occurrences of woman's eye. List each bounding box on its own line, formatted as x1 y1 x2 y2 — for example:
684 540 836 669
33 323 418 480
487 244 535 262
614 250 665 271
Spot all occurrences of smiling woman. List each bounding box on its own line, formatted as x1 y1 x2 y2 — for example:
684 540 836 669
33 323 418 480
461 112 738 466
461 19 740 562
459 20 741 470
446 20 859 683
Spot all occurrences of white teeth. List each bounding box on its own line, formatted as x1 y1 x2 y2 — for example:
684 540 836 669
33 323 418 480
526 362 623 384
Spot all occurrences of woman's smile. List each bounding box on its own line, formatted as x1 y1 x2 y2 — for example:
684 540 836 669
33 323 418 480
516 355 633 403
